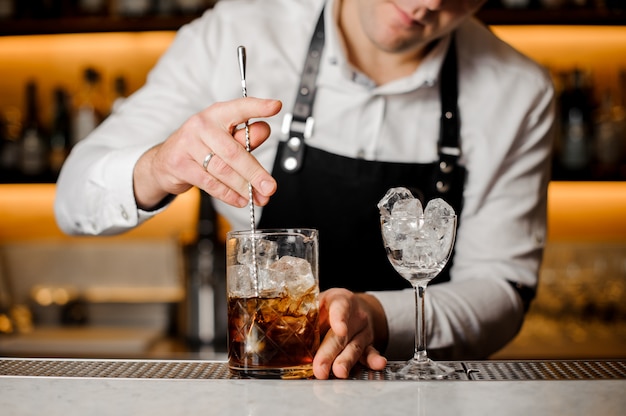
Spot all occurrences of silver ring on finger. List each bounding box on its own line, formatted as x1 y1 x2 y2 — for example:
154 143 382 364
202 152 215 170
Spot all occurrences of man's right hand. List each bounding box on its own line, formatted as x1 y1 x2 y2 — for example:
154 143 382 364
133 97 282 210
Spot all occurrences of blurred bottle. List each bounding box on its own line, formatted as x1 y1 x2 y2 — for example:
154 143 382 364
567 0 589 8
153 0 175 16
0 250 17 335
618 69 626 179
0 113 10 181
539 0 566 9
0 0 15 19
75 0 109 16
592 85 624 180
556 68 595 180
110 75 128 114
175 0 207 15
0 108 22 181
500 0 531 8
184 191 227 351
49 87 72 177
19 81 49 178
72 67 104 146
114 0 153 16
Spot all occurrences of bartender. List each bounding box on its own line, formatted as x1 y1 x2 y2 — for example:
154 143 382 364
54 0 555 379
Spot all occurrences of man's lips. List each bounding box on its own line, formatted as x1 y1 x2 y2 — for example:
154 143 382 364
391 3 417 27
391 3 427 28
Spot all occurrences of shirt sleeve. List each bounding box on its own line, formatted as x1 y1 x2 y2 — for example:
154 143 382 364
372 40 557 360
54 16 213 236
370 278 524 360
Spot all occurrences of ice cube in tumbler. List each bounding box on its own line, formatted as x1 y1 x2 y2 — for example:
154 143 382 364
237 236 278 269
268 256 317 315
227 264 257 297
269 256 316 298
256 266 286 297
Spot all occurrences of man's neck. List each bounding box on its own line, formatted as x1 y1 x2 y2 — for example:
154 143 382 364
336 0 431 85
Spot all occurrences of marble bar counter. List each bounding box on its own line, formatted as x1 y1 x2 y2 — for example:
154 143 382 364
1 358 625 416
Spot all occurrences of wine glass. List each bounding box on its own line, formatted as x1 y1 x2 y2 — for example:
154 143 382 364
380 209 457 380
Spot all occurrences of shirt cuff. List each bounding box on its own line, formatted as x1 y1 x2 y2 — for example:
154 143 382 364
368 289 415 360
96 144 166 233
137 194 176 220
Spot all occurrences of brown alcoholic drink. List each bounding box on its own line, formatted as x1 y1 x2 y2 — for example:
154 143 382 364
227 289 320 379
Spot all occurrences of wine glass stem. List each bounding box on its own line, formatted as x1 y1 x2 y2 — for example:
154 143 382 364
413 283 428 363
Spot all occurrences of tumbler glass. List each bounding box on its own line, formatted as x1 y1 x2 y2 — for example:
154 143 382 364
226 228 320 379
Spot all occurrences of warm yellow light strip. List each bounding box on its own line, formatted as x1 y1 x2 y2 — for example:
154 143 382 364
491 25 626 94
1 25 626 121
547 181 626 243
491 25 626 66
0 184 199 244
0 32 176 122
1 182 624 244
0 27 625 245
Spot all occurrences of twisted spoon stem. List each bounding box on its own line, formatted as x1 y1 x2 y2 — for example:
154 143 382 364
238 45 258 293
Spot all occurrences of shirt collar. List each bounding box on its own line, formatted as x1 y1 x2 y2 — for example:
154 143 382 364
319 0 357 86
320 0 452 94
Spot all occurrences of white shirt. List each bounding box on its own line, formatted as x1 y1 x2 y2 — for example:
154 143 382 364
55 0 555 359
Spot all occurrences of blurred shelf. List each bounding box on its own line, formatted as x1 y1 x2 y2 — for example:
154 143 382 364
0 9 625 37
0 15 198 36
477 8 626 26
491 314 626 360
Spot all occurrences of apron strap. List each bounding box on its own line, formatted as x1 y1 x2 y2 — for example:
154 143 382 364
279 9 325 173
280 7 463 186
435 35 462 195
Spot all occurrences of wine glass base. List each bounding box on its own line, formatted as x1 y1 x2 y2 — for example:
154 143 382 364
386 359 455 380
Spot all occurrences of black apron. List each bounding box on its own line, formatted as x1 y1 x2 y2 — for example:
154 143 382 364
259 10 465 293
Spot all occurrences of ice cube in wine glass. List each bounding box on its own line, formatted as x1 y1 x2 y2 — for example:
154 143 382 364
424 198 455 235
424 198 456 261
377 187 418 217
403 232 436 268
392 198 423 218
424 198 455 219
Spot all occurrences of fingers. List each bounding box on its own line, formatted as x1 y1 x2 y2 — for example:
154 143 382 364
363 345 388 371
206 96 282 150
196 98 282 204
312 289 387 380
202 119 276 206
323 327 385 380
137 97 282 209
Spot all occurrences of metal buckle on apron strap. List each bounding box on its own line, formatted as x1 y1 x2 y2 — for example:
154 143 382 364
436 145 461 193
278 8 324 174
280 113 315 172
439 146 461 158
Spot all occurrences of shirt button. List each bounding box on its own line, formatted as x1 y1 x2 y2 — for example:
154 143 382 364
120 206 129 220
